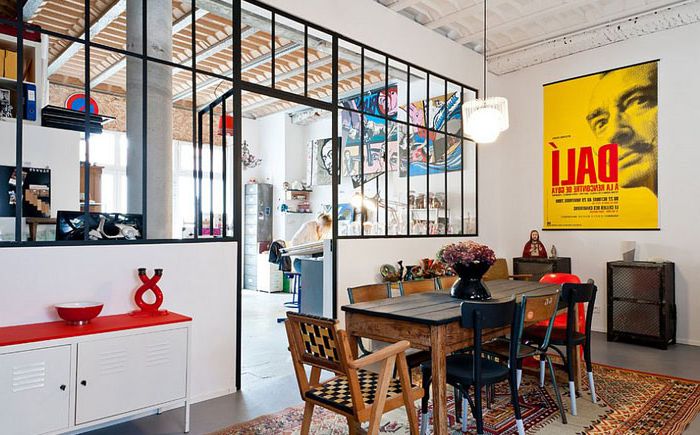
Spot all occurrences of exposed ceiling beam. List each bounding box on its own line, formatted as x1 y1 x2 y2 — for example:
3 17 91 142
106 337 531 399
489 0 692 57
172 42 302 102
455 1 577 46
90 8 210 88
22 0 43 21
390 0 423 12
48 0 127 76
424 0 483 30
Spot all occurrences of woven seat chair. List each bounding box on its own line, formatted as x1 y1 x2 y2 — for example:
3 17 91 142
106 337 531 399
285 312 423 435
482 258 533 281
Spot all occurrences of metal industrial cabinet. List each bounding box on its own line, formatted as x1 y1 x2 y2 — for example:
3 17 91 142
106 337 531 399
607 261 676 349
512 257 572 282
244 183 273 290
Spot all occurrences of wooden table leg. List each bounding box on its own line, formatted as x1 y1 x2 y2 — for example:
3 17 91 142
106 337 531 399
430 325 448 435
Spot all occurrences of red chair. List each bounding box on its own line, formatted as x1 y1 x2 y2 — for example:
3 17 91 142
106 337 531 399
534 274 583 386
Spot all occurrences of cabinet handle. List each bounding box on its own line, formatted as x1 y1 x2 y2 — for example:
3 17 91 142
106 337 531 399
60 384 66 391
80 380 87 386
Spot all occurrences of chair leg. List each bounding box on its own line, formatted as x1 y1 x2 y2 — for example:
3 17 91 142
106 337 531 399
584 340 597 404
396 354 419 435
301 402 315 435
368 357 395 435
346 417 362 435
566 344 577 416
420 368 431 435
509 367 525 435
546 354 567 424
454 386 462 421
539 355 546 387
516 369 522 390
474 384 484 435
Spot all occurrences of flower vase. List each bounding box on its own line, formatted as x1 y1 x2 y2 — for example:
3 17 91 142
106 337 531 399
450 262 492 300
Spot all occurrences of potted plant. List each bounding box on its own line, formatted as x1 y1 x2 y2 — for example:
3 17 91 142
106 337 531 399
437 241 496 300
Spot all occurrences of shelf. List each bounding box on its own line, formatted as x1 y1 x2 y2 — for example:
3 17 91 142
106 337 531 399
285 189 313 193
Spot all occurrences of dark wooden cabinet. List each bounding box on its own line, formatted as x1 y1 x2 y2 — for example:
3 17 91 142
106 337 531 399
512 257 571 282
607 261 675 349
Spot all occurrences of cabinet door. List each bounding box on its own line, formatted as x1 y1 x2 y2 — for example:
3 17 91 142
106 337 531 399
75 328 188 425
0 346 71 435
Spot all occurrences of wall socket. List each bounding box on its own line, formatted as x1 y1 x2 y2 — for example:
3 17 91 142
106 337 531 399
593 306 601 315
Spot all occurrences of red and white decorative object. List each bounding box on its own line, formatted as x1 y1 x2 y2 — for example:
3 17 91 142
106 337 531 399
0 313 192 434
132 268 169 316
54 302 104 325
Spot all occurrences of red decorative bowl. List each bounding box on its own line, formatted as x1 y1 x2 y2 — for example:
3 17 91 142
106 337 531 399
55 302 104 325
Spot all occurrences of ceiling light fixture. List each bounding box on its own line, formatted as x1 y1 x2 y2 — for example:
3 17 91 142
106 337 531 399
463 0 509 144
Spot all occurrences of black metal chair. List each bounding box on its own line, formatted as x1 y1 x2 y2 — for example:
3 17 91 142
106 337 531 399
419 298 525 435
481 289 568 424
523 281 598 416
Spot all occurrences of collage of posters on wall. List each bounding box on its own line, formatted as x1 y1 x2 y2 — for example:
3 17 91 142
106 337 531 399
543 60 659 229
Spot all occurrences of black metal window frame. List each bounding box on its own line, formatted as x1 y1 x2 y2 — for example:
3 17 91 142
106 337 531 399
0 0 478 247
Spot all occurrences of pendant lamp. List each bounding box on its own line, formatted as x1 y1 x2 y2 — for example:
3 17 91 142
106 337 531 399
463 0 509 144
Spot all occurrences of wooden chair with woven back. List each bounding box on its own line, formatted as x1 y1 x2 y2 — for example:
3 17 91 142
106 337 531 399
285 312 423 435
399 278 438 296
482 258 533 281
347 283 392 357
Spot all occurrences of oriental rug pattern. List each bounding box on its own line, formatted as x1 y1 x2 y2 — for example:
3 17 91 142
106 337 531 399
211 363 700 435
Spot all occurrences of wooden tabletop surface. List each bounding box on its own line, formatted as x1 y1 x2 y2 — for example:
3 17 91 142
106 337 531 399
341 279 560 325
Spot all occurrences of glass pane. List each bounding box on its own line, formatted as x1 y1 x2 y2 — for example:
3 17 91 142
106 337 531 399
388 121 408 236
363 49 386 116
464 139 477 234
447 81 462 136
337 39 362 109
241 1 272 87
408 126 427 235
361 116 386 236
446 134 463 235
428 74 446 131
408 67 427 128
430 133 447 235
338 108 359 236
0 94 17 241
274 15 305 94
88 0 137 55
306 26 333 103
463 86 477 139
388 59 407 123
29 1 86 42
193 0 233 76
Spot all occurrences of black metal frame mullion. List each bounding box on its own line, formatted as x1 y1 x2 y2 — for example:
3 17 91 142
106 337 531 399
460 87 465 235
198 111 204 236
359 47 365 236
271 11 276 89
304 25 308 97
141 0 148 237
331 33 339 318
406 65 411 237
209 109 214 235
222 98 228 238
233 0 244 391
192 0 199 239
82 0 91 241
425 74 430 236
444 80 448 235
384 56 388 235
14 0 24 242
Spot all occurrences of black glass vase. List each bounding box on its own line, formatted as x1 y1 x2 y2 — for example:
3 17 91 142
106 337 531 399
450 262 492 300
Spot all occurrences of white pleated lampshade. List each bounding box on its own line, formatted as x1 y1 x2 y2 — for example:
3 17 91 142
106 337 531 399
463 96 509 143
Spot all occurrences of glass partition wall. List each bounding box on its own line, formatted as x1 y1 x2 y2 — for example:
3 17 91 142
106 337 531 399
0 0 477 244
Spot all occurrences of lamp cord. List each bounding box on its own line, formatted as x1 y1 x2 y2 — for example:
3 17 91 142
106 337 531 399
483 0 487 99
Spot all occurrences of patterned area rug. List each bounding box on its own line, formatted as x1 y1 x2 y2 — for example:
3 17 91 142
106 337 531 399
212 363 700 435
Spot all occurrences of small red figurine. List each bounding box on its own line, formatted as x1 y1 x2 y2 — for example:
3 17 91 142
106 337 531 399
131 268 169 316
522 229 548 258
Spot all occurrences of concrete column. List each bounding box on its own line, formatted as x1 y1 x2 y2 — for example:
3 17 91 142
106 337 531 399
126 0 173 239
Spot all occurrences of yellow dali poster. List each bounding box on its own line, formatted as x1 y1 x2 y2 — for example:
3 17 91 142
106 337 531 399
543 61 659 229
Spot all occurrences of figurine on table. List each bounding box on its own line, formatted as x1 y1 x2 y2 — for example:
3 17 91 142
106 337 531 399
522 229 548 258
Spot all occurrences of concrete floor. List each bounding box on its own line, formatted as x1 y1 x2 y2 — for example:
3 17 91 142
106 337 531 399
85 291 700 434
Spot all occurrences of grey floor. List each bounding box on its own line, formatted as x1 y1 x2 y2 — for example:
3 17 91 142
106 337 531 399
85 291 700 434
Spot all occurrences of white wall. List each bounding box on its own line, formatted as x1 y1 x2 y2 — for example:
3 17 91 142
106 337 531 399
0 242 238 402
490 22 700 345
0 121 81 238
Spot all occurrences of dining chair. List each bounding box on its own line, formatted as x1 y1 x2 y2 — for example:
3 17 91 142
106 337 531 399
435 275 459 291
399 279 438 296
285 312 423 435
419 298 526 435
523 281 598 416
482 258 533 281
347 283 392 357
347 283 430 376
481 289 568 424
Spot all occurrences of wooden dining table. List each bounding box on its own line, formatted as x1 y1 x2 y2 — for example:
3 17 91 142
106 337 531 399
342 279 577 435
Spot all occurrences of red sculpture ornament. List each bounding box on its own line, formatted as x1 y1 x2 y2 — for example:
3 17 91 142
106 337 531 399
131 268 169 316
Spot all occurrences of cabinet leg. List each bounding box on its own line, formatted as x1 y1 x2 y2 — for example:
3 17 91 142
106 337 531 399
185 401 191 433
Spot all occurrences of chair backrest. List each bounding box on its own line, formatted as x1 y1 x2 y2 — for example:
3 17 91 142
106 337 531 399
561 281 597 341
436 275 459 291
285 311 346 374
539 273 581 284
399 279 437 296
347 283 391 303
483 258 509 281
460 298 516 387
517 290 560 350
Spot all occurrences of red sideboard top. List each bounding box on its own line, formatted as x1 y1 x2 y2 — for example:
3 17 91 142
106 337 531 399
0 312 192 347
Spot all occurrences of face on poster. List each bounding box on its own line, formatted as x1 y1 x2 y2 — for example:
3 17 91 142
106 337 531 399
543 61 658 229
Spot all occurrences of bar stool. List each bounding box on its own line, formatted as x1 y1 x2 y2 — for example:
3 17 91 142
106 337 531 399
277 272 302 323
